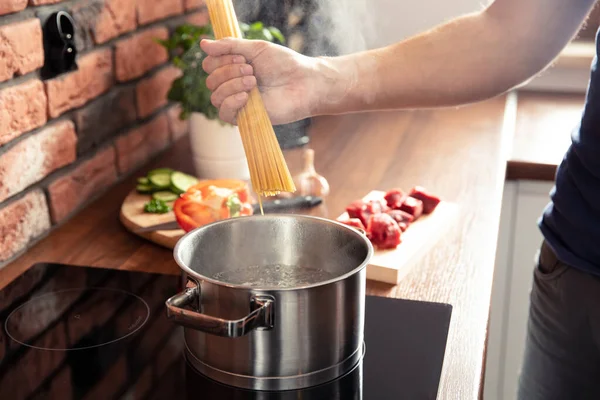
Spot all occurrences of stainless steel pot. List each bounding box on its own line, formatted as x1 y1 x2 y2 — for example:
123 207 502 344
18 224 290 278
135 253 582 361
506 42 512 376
165 214 373 391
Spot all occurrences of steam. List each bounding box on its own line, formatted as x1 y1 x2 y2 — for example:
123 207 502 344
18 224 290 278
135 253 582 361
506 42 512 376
313 0 376 55
232 0 375 57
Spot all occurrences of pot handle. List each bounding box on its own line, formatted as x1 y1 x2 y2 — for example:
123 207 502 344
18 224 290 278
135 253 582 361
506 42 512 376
165 286 275 338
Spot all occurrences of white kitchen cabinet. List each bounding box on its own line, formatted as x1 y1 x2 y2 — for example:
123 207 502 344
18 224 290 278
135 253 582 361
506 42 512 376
484 180 554 400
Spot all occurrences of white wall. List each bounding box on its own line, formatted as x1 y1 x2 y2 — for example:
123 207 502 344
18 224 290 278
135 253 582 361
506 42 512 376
322 0 491 54
323 0 589 92
366 0 490 48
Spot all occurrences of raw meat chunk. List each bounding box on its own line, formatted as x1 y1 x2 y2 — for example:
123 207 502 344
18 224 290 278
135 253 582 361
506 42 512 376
384 189 407 209
366 198 388 213
409 186 441 214
345 199 388 227
385 209 414 231
345 200 366 219
367 213 402 249
399 196 423 219
337 217 366 231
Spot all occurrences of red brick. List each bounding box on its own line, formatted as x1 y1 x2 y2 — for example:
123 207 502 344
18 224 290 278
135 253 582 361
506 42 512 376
0 80 47 146
92 0 137 44
185 0 205 10
45 49 114 118
167 105 189 140
0 19 44 82
29 0 62 4
0 120 76 203
0 190 50 263
187 10 209 26
48 147 118 223
115 115 170 174
137 0 184 25
74 86 137 155
115 27 168 82
136 66 181 118
0 0 27 16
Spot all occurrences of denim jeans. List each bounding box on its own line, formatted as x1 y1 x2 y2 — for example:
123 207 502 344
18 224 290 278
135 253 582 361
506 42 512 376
517 241 600 400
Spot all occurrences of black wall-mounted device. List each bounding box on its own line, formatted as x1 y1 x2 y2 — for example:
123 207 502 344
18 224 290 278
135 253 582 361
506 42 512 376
41 11 78 80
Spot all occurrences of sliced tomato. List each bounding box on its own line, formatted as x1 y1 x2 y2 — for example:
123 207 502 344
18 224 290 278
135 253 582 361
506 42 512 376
186 179 250 203
240 203 254 216
174 198 217 233
173 180 254 232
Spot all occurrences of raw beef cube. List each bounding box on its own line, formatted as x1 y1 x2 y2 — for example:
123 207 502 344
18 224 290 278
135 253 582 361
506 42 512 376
367 213 402 249
345 200 367 226
384 189 407 209
409 186 441 214
385 209 414 231
365 198 389 214
346 199 387 227
399 196 423 219
337 217 366 231
346 200 366 219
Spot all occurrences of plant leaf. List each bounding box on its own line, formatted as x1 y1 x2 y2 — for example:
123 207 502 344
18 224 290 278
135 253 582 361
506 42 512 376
250 21 264 31
268 27 285 44
167 77 185 102
261 28 273 42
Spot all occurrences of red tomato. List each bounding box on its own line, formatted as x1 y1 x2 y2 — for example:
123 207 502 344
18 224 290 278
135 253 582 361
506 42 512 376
173 179 254 232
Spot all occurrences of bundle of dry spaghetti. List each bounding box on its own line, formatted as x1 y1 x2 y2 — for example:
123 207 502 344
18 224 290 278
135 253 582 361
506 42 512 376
205 0 296 198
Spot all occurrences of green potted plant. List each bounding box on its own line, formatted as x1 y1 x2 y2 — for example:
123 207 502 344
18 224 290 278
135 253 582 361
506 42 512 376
157 22 285 180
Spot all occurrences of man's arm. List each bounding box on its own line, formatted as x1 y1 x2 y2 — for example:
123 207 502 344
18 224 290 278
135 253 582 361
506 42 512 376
314 0 598 116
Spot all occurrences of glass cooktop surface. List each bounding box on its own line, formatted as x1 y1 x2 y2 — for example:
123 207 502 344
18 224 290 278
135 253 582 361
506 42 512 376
0 263 452 400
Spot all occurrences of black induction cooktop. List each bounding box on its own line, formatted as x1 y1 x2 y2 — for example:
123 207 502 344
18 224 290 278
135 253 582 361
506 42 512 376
0 264 452 400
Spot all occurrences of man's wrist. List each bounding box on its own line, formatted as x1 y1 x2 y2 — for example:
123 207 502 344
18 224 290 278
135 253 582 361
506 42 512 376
310 55 355 116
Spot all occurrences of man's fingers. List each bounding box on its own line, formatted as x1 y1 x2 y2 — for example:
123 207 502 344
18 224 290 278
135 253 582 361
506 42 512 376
218 92 249 125
211 76 257 108
205 63 254 91
202 54 246 75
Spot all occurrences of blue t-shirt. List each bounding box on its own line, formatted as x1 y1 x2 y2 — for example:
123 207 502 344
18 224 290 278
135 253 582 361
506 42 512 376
538 30 600 276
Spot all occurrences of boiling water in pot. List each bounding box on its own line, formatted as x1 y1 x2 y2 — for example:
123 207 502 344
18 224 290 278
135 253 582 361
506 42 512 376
211 264 338 288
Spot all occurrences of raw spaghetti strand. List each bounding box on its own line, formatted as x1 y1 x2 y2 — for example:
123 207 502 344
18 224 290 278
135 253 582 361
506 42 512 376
205 0 296 203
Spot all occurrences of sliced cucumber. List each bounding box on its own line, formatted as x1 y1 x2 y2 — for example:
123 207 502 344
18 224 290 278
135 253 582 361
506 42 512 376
137 177 150 185
148 172 172 189
148 168 174 177
170 171 199 194
136 183 154 194
152 191 178 202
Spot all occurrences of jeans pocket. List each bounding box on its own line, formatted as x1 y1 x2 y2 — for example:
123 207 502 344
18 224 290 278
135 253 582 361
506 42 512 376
534 242 569 281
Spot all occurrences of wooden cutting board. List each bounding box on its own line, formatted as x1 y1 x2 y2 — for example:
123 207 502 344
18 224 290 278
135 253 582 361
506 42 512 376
120 190 185 249
120 189 459 285
336 191 459 284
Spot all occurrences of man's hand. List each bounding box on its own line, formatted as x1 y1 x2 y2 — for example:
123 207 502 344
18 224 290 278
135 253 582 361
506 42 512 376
201 38 322 125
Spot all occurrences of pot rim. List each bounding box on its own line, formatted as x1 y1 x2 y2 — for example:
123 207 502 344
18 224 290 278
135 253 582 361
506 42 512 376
173 214 374 291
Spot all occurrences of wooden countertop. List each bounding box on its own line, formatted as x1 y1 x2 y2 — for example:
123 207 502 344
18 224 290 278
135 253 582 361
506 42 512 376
507 91 586 180
1 95 511 399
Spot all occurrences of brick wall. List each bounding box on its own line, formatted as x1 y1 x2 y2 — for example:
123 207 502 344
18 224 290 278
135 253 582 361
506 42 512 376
0 0 204 267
